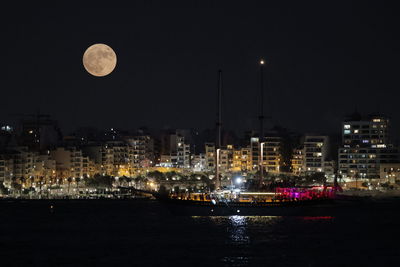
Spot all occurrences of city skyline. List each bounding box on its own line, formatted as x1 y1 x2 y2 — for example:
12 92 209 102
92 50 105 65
1 110 398 176
1 4 400 267
1 3 400 134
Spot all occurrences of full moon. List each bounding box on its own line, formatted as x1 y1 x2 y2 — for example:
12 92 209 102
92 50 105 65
83 43 117 77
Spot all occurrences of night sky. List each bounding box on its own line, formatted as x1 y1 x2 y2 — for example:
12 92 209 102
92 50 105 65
1 2 399 136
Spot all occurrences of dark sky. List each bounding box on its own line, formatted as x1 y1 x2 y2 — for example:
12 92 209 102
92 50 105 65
1 2 400 136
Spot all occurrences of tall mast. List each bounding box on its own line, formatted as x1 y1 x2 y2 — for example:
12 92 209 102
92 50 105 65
215 70 222 189
259 60 265 189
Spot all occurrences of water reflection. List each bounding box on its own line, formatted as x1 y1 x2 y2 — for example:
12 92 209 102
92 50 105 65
221 256 250 266
198 216 282 266
228 216 249 244
191 216 281 245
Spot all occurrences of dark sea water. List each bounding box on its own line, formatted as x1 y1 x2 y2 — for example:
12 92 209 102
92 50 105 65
0 199 399 266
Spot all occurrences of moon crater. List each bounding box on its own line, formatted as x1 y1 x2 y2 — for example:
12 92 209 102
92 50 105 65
83 43 117 77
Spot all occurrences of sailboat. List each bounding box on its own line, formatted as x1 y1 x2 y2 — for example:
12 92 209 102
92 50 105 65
154 62 343 216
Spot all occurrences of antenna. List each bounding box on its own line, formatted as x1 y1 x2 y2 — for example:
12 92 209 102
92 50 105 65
259 60 265 189
217 70 222 149
215 70 222 189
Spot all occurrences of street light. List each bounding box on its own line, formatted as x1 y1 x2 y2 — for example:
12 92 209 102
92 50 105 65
235 177 242 185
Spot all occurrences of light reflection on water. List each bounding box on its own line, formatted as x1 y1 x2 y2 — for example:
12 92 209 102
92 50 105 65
226 216 283 244
190 216 339 266
191 216 282 266
192 216 282 243
228 215 249 244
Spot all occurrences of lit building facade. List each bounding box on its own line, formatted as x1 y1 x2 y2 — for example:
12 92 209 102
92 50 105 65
175 136 190 168
303 135 330 175
205 143 215 171
205 143 230 173
291 148 304 175
323 160 336 180
191 153 206 172
218 145 234 173
264 137 282 173
232 147 252 172
0 156 13 185
338 114 400 180
0 147 37 185
160 132 190 169
50 147 93 179
125 135 155 168
33 154 56 182
379 163 400 184
251 136 282 173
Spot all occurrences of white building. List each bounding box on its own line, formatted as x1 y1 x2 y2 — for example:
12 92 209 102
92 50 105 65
191 153 206 172
338 113 399 180
160 132 190 169
250 136 282 173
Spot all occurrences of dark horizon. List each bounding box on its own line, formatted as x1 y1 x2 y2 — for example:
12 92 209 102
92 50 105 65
1 2 400 135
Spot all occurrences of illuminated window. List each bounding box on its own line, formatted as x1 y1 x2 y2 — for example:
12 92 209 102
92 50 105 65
344 130 351 134
354 129 359 133
344 125 351 129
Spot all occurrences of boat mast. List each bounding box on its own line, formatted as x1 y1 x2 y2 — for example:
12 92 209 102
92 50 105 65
215 70 222 189
258 60 265 189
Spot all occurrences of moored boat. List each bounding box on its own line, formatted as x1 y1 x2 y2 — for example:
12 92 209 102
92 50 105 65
154 189 381 216
152 63 351 216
